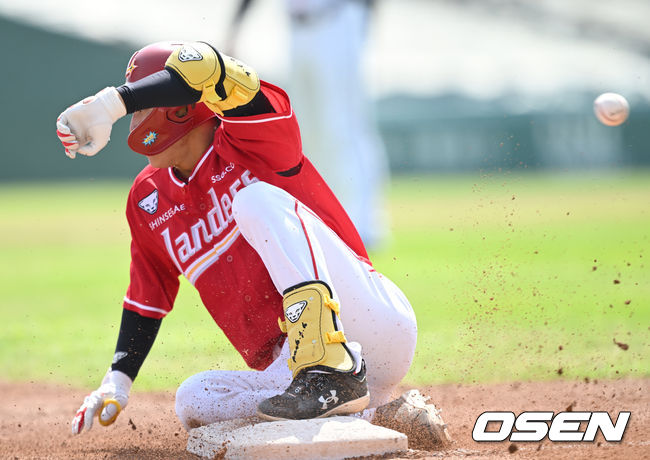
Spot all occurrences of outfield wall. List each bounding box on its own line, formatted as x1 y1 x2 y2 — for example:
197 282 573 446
1 16 648 181
378 94 650 173
0 16 147 182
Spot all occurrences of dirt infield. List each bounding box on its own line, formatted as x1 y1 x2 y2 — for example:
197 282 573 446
1 378 647 459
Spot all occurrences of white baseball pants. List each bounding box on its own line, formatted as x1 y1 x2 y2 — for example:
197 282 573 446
175 181 417 430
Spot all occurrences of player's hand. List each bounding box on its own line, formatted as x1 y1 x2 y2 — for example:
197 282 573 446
71 370 132 434
56 87 127 159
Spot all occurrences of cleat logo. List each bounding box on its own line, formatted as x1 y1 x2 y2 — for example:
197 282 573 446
318 390 338 410
285 300 307 323
138 190 159 214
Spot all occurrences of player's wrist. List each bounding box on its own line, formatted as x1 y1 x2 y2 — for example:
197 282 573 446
101 369 133 396
97 87 127 122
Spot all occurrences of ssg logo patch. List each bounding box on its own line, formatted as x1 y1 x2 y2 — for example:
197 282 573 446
138 190 159 215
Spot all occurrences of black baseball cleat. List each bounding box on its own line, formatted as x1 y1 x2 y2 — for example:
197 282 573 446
257 361 370 421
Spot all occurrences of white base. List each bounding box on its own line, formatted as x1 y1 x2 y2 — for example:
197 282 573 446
186 416 408 459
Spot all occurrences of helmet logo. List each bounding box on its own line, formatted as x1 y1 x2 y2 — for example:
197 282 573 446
142 131 158 146
178 46 203 62
125 63 137 79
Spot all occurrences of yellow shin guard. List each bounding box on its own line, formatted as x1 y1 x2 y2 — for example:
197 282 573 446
278 281 355 377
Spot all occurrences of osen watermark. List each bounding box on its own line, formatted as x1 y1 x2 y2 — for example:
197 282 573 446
472 411 631 442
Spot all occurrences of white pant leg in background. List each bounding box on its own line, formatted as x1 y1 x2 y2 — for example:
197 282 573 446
289 1 390 247
175 182 416 429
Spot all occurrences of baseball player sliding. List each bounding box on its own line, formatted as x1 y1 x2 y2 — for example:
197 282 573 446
56 41 450 448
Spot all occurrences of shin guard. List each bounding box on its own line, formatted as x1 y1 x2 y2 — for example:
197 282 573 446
278 281 356 377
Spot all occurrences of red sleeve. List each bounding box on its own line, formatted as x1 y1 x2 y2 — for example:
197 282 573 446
214 82 303 174
123 188 180 320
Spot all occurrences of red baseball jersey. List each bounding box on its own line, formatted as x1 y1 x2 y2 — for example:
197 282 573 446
123 82 369 370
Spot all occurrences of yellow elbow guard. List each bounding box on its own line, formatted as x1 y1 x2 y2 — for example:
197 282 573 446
279 281 356 377
165 42 260 114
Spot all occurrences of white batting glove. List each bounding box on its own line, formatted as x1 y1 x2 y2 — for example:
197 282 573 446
71 369 132 435
56 87 126 159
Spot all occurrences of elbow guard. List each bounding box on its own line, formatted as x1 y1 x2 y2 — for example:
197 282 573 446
164 42 260 114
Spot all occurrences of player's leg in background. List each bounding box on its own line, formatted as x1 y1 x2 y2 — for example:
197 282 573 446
335 0 390 248
232 181 417 408
288 1 389 248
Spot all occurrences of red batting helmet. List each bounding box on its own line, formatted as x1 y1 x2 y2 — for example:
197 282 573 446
125 41 217 156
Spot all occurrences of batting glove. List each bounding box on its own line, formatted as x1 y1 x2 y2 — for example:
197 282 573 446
71 369 132 435
56 87 126 159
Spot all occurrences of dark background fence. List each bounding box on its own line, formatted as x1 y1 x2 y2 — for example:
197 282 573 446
0 16 147 181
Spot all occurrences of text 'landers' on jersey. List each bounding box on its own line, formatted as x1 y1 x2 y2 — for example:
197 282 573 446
151 157 258 284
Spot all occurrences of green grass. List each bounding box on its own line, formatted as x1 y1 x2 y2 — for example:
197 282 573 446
373 170 650 385
1 172 648 391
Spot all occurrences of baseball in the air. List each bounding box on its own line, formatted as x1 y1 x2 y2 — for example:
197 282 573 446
593 92 630 126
